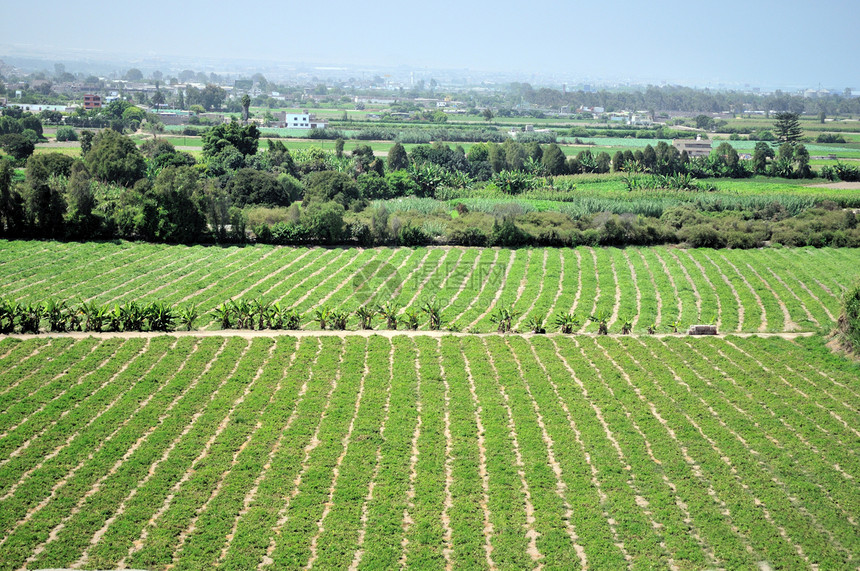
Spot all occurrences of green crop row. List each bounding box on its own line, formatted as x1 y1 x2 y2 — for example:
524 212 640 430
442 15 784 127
0 241 857 335
2 334 858 569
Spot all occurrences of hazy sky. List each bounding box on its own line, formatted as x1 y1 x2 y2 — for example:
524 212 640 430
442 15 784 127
3 0 858 88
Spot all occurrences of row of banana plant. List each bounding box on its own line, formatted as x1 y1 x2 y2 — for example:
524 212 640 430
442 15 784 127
1 296 697 335
211 299 301 330
312 300 447 331
491 306 687 335
0 298 198 334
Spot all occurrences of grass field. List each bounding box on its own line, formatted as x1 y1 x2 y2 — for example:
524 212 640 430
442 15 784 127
1 240 859 570
0 333 858 570
1 241 857 334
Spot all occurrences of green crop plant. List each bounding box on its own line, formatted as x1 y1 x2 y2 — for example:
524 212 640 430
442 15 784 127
590 309 610 335
402 307 421 330
620 316 634 334
490 305 520 333
315 306 332 330
80 300 109 332
422 299 443 330
145 301 176 332
178 303 199 331
553 312 582 334
330 309 350 330
355 305 376 330
282 308 302 330
213 303 233 329
251 298 272 330
377 301 400 330
17 302 44 334
43 299 73 332
526 313 546 334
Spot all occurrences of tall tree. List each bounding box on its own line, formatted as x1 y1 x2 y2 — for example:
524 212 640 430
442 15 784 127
541 143 566 175
752 141 774 174
65 162 100 237
84 129 146 186
0 159 25 236
773 112 803 144
387 142 409 171
200 84 226 111
241 94 251 122
202 121 260 158
124 68 143 81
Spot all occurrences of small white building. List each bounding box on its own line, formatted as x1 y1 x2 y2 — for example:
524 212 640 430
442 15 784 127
8 103 75 113
279 111 327 129
284 112 311 128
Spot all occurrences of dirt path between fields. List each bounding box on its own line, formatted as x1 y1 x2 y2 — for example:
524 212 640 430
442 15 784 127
806 181 860 189
2 330 818 341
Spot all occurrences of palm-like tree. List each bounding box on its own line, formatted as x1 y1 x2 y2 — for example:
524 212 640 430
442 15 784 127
241 94 251 123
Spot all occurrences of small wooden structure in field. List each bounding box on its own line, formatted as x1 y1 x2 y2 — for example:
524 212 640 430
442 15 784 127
688 324 718 335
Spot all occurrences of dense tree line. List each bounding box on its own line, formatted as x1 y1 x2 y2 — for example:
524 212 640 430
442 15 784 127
0 108 851 248
505 83 860 115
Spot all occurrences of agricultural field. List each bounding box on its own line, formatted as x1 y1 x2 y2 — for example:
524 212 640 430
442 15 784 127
1 239 859 570
1 241 858 334
0 333 858 570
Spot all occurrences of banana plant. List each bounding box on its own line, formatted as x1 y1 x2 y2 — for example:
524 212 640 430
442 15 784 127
402 307 421 330
377 301 400 330
553 312 582 334
620 316 634 335
0 299 18 334
526 313 546 334
43 299 71 332
281 308 301 330
590 310 610 336
80 300 109 332
230 299 253 329
355 305 376 330
213 303 233 329
18 303 44 334
422 299 443 330
490 305 520 333
251 298 272 330
330 309 349 331
315 306 332 330
146 301 176 332
178 303 199 331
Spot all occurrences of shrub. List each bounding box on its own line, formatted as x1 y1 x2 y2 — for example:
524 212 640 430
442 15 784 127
678 224 725 248
449 227 488 247
397 223 431 246
55 126 78 142
253 223 273 243
270 221 311 245
491 218 528 247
